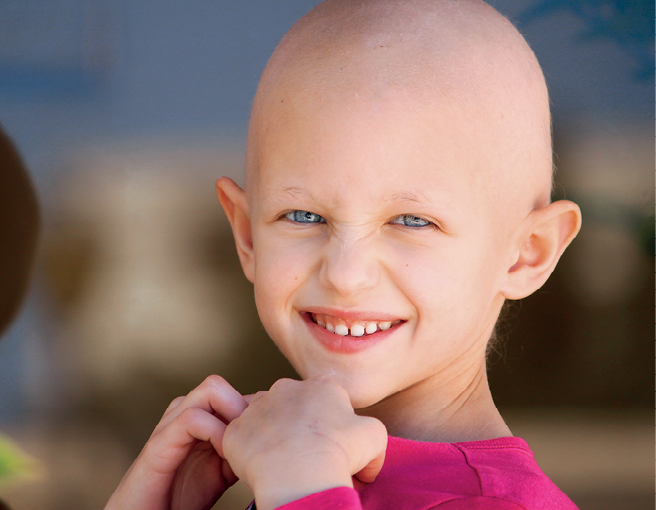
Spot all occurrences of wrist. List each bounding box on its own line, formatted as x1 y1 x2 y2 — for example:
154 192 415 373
251 453 353 510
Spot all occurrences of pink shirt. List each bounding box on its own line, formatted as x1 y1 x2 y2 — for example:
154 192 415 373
273 436 578 510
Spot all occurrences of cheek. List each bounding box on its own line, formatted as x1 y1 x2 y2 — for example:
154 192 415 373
254 232 317 280
387 243 463 306
389 240 494 325
251 231 317 324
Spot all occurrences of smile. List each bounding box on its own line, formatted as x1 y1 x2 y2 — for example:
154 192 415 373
309 312 403 338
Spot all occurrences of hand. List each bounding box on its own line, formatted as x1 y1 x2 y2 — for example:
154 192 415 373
104 375 248 510
223 376 388 510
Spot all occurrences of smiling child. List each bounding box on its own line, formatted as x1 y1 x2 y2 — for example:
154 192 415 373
105 1 582 509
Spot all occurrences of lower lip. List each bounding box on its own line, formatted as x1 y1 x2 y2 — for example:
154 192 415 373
300 312 402 354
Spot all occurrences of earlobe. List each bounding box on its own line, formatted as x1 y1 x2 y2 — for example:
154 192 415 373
502 200 581 300
216 177 255 283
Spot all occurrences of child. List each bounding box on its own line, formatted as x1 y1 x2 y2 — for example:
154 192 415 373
105 0 582 509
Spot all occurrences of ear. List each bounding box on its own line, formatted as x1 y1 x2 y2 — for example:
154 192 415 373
501 200 581 300
216 177 255 283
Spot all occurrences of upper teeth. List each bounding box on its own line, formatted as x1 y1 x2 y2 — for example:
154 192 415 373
311 313 400 337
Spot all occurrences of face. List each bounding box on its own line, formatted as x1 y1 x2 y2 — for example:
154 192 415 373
247 94 512 409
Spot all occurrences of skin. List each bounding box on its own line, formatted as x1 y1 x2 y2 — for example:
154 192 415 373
105 1 582 510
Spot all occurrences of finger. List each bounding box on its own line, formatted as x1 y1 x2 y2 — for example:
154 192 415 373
156 376 248 432
354 448 386 483
244 391 267 404
146 407 230 474
221 454 238 486
163 396 185 416
111 408 230 510
150 396 186 435
152 396 187 435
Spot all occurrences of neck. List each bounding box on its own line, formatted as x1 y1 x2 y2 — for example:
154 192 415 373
357 359 511 443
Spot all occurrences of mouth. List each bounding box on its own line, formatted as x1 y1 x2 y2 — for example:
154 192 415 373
306 312 403 338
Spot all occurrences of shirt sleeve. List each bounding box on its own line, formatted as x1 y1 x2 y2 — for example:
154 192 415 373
273 487 363 510
433 496 528 509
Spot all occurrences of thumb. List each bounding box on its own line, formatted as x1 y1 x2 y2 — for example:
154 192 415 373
354 448 386 483
352 417 388 484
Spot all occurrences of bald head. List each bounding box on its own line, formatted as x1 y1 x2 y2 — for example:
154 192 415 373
218 0 580 415
247 0 552 211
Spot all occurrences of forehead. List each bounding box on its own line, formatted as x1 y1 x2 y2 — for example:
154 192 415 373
246 0 553 213
251 92 492 214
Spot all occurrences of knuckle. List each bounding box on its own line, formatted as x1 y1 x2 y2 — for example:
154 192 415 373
269 377 296 391
169 395 184 406
202 374 227 390
313 374 333 385
366 417 388 439
224 415 241 435
245 390 267 406
222 418 243 451
319 376 349 398
252 390 268 400
306 375 335 394
178 406 202 426
315 375 342 391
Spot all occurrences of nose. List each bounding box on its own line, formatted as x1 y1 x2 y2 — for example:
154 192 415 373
319 234 380 296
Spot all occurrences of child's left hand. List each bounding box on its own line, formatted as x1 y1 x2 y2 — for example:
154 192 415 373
104 375 249 510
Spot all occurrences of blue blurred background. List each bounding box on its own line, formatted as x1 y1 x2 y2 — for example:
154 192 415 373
0 1 652 509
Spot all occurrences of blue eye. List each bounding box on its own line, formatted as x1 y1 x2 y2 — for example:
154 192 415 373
285 210 326 224
390 215 432 228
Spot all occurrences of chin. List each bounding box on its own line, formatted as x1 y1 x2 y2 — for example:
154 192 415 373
331 376 390 410
295 361 394 409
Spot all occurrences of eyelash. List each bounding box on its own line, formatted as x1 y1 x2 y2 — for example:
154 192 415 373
389 215 434 229
284 210 326 224
283 210 436 229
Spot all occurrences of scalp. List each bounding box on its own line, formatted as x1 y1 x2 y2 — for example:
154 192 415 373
247 0 553 212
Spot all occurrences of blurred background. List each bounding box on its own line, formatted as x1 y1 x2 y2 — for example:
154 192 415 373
0 1 652 509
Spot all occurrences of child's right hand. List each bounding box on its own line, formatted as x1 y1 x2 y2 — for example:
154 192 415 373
222 376 388 510
104 375 248 510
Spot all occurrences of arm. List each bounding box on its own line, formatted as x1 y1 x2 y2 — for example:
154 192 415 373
273 487 362 510
223 376 387 510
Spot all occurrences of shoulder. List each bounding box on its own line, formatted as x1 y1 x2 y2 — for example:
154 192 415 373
356 436 578 510
452 438 578 510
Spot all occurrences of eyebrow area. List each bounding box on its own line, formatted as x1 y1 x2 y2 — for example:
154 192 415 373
266 186 436 206
382 190 435 205
263 184 454 233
